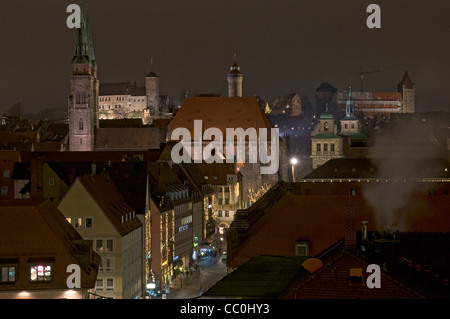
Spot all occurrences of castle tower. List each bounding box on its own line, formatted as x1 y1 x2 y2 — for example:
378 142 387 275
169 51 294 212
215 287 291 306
340 86 360 133
68 6 99 151
227 54 243 98
398 71 415 113
145 65 160 117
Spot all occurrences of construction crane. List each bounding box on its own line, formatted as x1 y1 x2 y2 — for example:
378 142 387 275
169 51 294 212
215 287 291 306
359 65 381 93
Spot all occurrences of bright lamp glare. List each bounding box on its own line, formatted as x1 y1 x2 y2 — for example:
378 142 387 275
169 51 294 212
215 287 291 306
290 158 298 165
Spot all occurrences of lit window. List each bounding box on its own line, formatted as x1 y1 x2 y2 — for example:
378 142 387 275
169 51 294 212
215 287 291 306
66 217 72 224
49 178 55 187
75 217 83 229
29 263 53 282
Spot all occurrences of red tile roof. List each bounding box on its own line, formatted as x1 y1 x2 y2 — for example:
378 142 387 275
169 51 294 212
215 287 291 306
283 249 423 299
0 199 100 290
76 175 142 236
169 97 273 140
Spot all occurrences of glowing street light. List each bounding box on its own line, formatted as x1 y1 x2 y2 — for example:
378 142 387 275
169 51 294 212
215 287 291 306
290 158 298 182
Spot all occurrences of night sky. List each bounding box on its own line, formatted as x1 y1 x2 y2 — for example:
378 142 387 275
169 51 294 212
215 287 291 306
1 0 450 116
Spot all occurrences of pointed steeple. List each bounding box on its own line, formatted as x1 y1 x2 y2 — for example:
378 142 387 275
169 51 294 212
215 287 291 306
72 4 95 68
344 86 357 120
146 58 158 77
84 4 97 68
228 53 242 75
399 71 414 89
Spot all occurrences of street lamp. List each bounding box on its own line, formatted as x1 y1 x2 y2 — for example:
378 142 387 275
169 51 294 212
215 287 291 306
290 158 298 182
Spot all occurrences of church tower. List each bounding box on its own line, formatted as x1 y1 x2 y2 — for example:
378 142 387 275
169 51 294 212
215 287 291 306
227 54 243 97
340 86 360 133
145 63 160 118
398 71 415 113
310 106 344 169
68 7 99 151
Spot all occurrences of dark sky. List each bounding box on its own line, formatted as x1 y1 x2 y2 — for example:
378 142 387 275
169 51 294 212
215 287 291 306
1 0 450 116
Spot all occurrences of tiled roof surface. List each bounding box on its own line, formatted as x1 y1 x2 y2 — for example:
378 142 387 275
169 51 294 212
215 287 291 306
228 181 450 268
77 175 142 236
283 249 423 299
99 82 146 96
0 200 100 289
304 158 450 179
169 97 273 140
204 255 308 298
95 127 166 151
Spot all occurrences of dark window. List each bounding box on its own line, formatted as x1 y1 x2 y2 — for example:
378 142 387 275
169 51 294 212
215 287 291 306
1 261 18 283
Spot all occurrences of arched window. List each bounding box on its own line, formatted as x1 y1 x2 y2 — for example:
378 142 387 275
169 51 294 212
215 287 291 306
79 118 84 131
76 92 81 105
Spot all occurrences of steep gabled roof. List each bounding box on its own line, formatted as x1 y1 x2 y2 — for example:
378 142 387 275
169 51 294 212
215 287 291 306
169 97 273 140
0 199 100 289
77 175 142 236
399 71 414 89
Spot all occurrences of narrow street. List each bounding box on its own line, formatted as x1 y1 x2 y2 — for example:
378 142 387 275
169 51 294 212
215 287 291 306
167 254 227 299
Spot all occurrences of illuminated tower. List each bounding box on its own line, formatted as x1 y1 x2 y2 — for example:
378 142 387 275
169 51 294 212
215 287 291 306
68 6 99 151
227 54 243 98
146 61 160 117
340 86 360 133
398 71 415 113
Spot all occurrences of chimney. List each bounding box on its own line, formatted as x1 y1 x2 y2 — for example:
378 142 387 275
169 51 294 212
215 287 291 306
344 205 356 251
91 161 96 176
362 221 368 242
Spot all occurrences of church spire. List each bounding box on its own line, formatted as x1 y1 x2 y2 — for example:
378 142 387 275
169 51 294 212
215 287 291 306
72 3 95 68
345 85 356 119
